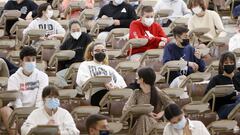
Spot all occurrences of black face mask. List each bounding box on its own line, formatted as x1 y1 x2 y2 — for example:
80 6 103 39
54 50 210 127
180 39 189 46
223 65 235 74
94 52 106 62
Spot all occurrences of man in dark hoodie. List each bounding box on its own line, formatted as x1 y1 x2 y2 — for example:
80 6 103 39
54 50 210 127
4 0 38 35
97 0 137 40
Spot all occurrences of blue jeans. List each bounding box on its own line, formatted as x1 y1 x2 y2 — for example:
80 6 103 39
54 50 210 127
217 96 240 119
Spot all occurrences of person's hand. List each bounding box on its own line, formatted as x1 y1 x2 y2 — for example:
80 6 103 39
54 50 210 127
159 41 166 48
114 19 120 26
101 15 108 19
47 34 57 40
188 62 199 72
25 11 33 21
149 112 156 118
153 111 164 119
161 37 168 43
18 18 25 21
105 82 115 90
47 119 57 125
194 49 201 59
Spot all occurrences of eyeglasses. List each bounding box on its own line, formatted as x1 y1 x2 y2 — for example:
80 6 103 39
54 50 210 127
94 49 106 53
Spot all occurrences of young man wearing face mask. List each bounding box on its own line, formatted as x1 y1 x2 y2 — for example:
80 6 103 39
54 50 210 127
86 114 110 135
96 0 137 40
0 46 48 135
163 104 210 135
4 0 38 35
23 3 65 41
21 86 79 135
163 26 205 84
129 6 169 60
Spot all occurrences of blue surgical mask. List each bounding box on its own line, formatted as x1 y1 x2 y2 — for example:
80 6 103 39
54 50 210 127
172 116 187 130
23 62 36 73
45 98 60 110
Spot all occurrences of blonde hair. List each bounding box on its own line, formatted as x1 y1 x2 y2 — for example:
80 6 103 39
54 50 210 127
84 42 108 65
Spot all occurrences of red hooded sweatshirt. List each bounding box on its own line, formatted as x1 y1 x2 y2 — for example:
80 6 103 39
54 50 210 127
129 19 169 55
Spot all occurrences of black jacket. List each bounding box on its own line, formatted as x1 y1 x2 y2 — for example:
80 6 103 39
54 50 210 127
4 0 38 35
58 32 92 71
98 1 137 32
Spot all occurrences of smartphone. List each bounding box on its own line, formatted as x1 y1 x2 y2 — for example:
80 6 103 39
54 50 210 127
99 130 110 135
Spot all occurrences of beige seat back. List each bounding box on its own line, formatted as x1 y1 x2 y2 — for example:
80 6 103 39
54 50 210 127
27 125 59 135
79 8 99 21
64 0 86 17
0 10 21 24
0 39 15 49
228 103 240 120
179 72 211 88
120 104 154 122
233 48 240 58
89 18 114 36
34 0 47 5
51 0 63 9
0 58 9 77
40 40 61 61
202 85 235 111
155 9 173 18
82 76 111 100
64 62 81 88
8 107 37 133
170 17 189 30
0 90 19 107
48 50 76 72
26 29 46 45
71 106 100 134
99 88 132 118
159 60 187 83
105 28 129 47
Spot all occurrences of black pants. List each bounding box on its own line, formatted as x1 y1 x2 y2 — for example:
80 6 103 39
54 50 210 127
91 89 108 106
1 57 18 75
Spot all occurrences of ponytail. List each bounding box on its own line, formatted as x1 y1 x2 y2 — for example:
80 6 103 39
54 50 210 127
150 85 160 112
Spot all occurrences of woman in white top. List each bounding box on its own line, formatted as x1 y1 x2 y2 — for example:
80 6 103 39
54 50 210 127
154 0 191 26
229 21 240 52
21 86 80 135
76 42 127 106
23 3 65 41
188 0 225 42
163 104 210 135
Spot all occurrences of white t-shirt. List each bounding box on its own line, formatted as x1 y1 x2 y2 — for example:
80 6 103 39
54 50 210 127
229 33 240 52
21 107 79 135
7 68 49 108
154 0 192 21
76 61 127 99
23 18 66 36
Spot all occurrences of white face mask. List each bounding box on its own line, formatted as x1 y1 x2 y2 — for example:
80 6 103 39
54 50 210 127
46 10 53 18
71 31 82 40
192 6 202 15
144 17 154 27
23 62 36 73
114 0 124 5
172 116 187 130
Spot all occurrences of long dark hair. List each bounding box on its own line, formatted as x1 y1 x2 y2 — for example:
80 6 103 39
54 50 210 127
218 52 236 74
138 67 160 110
37 3 50 17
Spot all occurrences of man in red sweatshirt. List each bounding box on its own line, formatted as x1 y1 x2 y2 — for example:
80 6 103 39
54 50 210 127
129 6 169 58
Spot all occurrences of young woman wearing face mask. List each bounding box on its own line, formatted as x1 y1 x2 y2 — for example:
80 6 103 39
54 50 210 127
21 86 79 135
76 42 127 106
205 52 240 119
163 104 210 135
58 19 92 71
187 0 225 42
122 67 174 135
23 3 66 41
55 19 92 88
